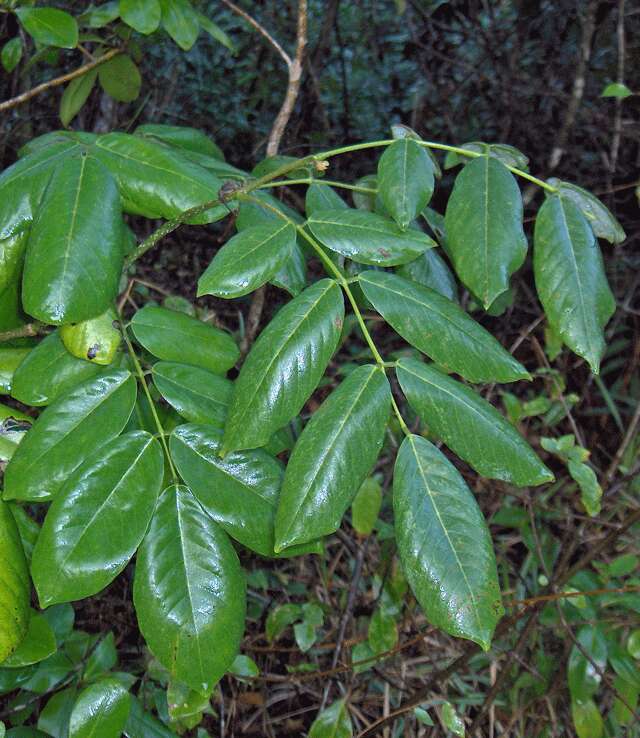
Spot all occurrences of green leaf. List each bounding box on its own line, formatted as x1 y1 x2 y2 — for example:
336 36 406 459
4 370 136 502
571 699 603 738
568 626 607 702
60 70 97 127
308 208 435 266
274 365 390 551
134 124 224 160
159 0 199 50
368 608 397 654
396 248 457 302
223 279 344 453
377 139 434 230
133 485 245 693
22 154 123 324
79 2 120 28
69 679 130 738
16 8 78 49
196 12 235 52
305 183 348 216
152 362 231 426
197 222 296 298
92 132 226 224
60 307 120 365
308 700 352 738
533 195 615 373
393 434 503 649
613 675 639 725
547 179 626 244
444 155 527 308
0 349 31 394
1 38 23 73
98 54 142 102
0 141 79 240
0 502 30 664
270 240 307 296
130 306 239 375
396 359 553 486
120 0 162 34
38 686 76 737
1 613 56 668
568 459 602 517
359 271 529 383
628 629 640 660
351 477 382 536
125 696 179 738
11 331 102 407
265 603 301 642
228 654 258 678
169 424 284 557
31 431 163 607
441 702 465 737
601 82 632 99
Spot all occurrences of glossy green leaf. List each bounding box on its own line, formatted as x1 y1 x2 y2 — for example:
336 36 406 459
11 331 102 407
0 349 30 394
396 359 553 486
444 155 527 308
92 132 226 224
2 613 56 668
60 308 120 365
351 477 382 536
120 0 162 34
69 679 130 738
572 699 603 738
170 424 283 557
197 221 296 298
152 362 231 426
396 247 457 302
307 208 435 266
133 485 245 693
229 654 259 678
38 686 76 737
4 370 136 502
377 139 434 229
601 82 632 99
98 54 142 103
270 240 307 296
16 8 78 49
135 124 224 160
308 700 352 738
79 2 120 27
159 0 199 50
441 702 465 737
393 434 503 649
223 279 344 453
124 696 179 738
0 502 30 664
359 271 529 383
31 431 163 607
534 195 615 373
60 70 97 127
568 459 602 516
130 306 239 374
547 178 626 244
0 230 27 301
22 154 123 324
274 365 390 550
305 183 348 216
0 141 79 241
2 37 23 73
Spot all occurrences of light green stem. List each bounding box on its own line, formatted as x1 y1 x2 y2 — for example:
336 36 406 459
120 318 178 481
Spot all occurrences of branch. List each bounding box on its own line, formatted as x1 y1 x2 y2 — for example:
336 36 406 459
0 49 121 114
0 322 46 343
220 0 291 66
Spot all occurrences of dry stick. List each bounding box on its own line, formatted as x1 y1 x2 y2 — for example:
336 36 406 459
223 0 308 356
0 48 121 113
0 321 46 342
356 506 640 737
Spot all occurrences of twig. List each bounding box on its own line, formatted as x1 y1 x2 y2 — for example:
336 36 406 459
0 49 121 113
609 0 625 174
605 398 640 484
0 321 46 342
220 0 291 66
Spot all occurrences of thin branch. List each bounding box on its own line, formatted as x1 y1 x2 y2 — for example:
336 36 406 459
220 0 291 66
0 49 121 114
609 0 625 174
0 321 46 343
